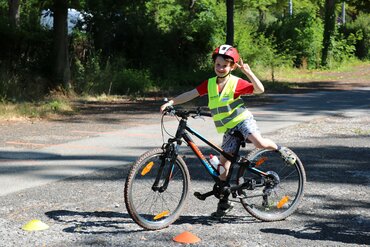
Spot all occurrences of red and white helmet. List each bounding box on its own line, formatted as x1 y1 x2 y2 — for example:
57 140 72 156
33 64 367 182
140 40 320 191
212 45 240 63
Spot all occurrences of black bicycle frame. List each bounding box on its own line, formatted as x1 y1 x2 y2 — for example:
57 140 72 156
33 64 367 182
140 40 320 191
170 118 238 182
174 118 269 182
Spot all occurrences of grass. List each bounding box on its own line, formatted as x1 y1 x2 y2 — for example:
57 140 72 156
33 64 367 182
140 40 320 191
256 60 370 83
1 61 369 120
0 99 74 120
353 128 370 136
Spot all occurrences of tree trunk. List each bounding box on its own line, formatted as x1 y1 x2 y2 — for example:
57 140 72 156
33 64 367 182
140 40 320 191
258 8 266 29
226 0 234 45
52 0 71 90
321 0 336 67
8 0 20 27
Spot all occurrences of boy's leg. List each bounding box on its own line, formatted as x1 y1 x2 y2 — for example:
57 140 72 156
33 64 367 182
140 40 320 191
211 153 233 218
219 129 239 181
219 154 231 181
248 132 297 164
247 132 278 150
211 197 234 219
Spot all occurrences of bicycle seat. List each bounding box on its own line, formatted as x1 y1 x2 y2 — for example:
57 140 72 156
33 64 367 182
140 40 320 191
230 130 251 148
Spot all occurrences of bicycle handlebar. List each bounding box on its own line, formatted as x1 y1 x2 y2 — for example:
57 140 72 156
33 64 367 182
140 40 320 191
164 106 212 118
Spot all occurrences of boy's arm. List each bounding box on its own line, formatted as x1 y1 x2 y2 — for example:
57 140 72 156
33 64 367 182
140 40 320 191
236 59 264 94
160 88 200 112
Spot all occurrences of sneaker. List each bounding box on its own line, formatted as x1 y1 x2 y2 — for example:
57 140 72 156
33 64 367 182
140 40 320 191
279 147 297 165
211 200 234 219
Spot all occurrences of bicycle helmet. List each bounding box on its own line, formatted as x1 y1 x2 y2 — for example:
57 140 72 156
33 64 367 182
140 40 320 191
212 45 240 63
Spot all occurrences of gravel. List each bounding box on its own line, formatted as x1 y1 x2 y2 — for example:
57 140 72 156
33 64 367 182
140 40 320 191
0 115 369 247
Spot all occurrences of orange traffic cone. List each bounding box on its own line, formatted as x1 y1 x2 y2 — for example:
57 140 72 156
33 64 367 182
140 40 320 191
173 231 201 244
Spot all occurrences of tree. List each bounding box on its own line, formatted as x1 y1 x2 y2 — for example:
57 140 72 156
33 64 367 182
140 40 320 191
52 0 70 89
321 0 337 66
346 0 370 15
226 0 234 45
8 0 20 27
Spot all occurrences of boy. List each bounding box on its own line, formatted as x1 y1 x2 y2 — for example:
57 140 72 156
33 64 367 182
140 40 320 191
160 45 296 218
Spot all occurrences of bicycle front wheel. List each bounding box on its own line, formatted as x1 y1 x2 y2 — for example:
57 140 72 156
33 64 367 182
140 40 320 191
124 148 190 230
237 148 306 221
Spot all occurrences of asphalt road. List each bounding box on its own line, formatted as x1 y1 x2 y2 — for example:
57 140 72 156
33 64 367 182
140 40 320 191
0 88 369 246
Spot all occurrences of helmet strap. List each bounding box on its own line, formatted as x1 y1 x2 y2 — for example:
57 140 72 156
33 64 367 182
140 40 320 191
217 72 231 79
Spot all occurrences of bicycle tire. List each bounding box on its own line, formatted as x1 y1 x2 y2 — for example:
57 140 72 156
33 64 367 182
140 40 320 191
124 148 190 230
237 148 306 221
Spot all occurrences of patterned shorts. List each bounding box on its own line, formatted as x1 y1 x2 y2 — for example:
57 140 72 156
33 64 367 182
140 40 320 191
221 116 260 154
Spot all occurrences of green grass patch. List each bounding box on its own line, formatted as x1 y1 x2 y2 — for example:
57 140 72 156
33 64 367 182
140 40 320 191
0 99 74 120
256 60 370 83
353 128 370 136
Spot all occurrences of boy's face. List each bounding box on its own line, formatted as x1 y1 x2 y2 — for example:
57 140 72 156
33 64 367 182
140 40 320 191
214 56 235 78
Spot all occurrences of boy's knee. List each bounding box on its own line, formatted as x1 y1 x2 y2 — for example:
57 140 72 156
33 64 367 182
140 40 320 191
254 143 266 149
253 139 270 149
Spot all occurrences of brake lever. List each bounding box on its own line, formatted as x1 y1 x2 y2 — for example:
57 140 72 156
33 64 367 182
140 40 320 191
164 105 175 116
191 107 204 120
192 114 205 121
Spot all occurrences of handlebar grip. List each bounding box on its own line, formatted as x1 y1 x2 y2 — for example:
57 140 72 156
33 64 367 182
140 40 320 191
199 111 212 117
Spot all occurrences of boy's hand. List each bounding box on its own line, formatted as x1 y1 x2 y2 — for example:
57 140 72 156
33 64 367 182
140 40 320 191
160 101 173 113
237 58 253 75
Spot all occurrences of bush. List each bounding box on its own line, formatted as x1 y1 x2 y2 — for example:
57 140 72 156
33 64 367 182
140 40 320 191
0 15 53 100
266 11 324 69
326 31 357 67
343 12 370 60
111 68 154 95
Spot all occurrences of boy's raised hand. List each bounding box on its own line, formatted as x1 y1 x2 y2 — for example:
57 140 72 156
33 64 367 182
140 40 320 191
237 58 252 75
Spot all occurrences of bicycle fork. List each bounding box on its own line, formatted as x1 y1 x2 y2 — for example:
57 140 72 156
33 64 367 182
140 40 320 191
151 143 177 193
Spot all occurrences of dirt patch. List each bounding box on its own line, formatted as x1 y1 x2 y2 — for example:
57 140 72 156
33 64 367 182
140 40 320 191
280 64 370 92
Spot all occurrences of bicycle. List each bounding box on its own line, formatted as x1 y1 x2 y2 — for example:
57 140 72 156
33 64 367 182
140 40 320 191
124 107 306 230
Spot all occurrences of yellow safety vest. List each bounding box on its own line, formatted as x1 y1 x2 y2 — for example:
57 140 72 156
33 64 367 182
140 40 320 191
207 75 251 133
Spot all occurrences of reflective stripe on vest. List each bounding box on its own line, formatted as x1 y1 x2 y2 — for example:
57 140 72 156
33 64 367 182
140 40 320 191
214 107 246 127
210 98 244 115
207 75 251 133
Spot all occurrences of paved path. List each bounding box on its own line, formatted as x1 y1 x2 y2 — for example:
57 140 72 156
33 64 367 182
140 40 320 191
0 88 369 247
0 88 369 196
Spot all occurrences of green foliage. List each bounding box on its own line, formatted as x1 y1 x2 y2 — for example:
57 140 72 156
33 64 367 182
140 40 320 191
326 31 358 67
345 0 370 14
1 0 370 103
343 12 370 59
111 68 154 95
0 1 53 100
145 0 185 33
267 11 324 68
72 51 108 94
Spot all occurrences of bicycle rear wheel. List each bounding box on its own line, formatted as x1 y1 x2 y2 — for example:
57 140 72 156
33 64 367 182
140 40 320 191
237 148 306 221
124 148 190 230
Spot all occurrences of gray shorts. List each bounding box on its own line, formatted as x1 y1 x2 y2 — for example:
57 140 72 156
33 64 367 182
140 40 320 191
221 116 260 153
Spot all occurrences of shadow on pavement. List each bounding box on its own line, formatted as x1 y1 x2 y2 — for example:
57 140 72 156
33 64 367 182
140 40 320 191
174 214 256 226
261 219 370 245
1 139 369 184
183 144 370 186
45 210 144 234
45 209 258 234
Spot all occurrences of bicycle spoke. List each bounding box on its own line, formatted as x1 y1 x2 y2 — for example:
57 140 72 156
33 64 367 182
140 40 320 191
124 148 189 230
237 148 305 221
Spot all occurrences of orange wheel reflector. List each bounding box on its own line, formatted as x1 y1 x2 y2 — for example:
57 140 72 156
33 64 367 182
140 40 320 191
255 157 268 166
153 210 170 220
141 161 154 176
277 196 289 209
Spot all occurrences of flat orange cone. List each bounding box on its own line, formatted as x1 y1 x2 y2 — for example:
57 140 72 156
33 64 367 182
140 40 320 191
173 231 201 244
